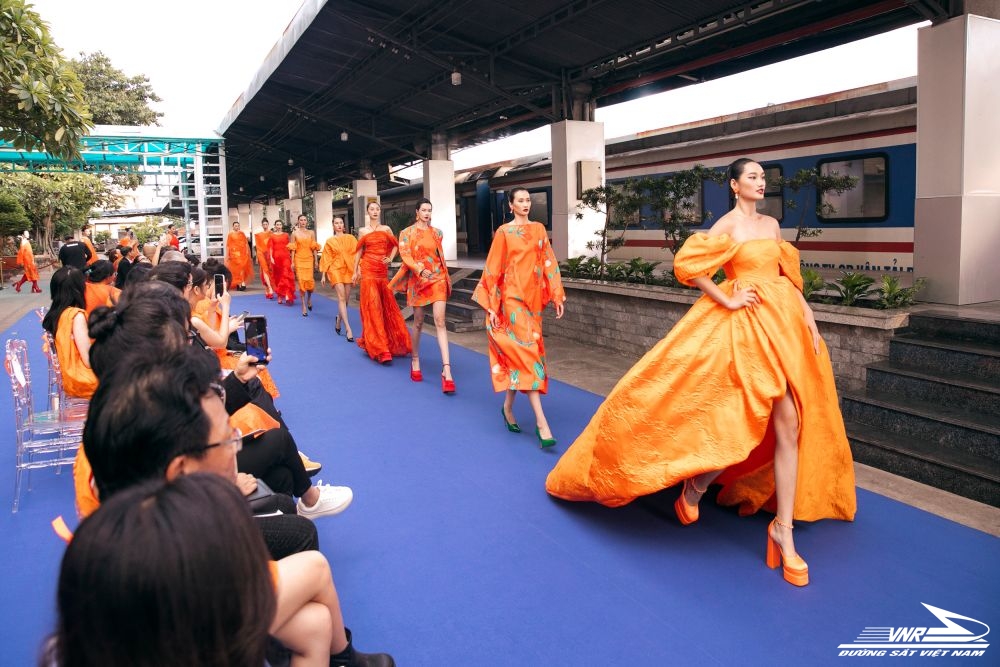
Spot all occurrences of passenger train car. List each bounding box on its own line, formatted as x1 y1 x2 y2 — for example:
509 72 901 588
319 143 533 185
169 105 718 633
370 77 917 272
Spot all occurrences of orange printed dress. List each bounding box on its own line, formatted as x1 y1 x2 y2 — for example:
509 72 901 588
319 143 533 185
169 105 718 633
255 229 273 291
270 232 296 302
355 230 411 360
389 224 451 306
226 231 253 287
545 234 857 522
291 232 321 291
16 239 38 281
471 222 565 393
319 234 358 285
55 307 98 399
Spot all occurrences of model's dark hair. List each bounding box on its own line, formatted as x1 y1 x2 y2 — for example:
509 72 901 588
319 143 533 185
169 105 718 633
42 266 86 336
414 197 432 214
86 260 113 283
148 260 193 291
83 346 220 499
728 157 757 183
45 474 275 667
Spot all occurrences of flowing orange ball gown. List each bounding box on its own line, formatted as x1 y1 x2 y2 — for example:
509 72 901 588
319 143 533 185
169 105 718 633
320 234 358 285
291 231 321 291
545 234 857 522
226 230 253 287
269 232 296 303
255 229 273 294
355 229 411 360
389 224 451 306
16 239 38 282
472 222 565 393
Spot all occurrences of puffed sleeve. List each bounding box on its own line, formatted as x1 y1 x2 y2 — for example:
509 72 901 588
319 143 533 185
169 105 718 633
673 233 740 286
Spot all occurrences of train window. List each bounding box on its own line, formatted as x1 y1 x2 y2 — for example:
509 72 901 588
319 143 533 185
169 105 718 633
727 165 783 221
529 190 551 229
817 155 887 221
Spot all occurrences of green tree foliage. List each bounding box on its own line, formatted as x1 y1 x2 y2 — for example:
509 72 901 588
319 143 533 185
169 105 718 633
70 51 162 126
576 179 644 279
782 168 859 243
0 190 30 243
0 0 93 160
132 217 162 245
643 165 726 255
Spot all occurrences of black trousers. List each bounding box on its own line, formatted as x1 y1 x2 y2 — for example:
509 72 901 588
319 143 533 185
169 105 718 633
254 493 319 559
238 427 312 498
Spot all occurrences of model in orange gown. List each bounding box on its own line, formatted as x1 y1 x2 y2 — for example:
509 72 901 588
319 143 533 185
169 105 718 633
353 201 411 363
14 232 41 293
269 222 296 305
389 198 455 392
290 214 321 316
546 159 857 588
226 222 253 290
255 218 274 299
472 187 565 447
320 216 358 340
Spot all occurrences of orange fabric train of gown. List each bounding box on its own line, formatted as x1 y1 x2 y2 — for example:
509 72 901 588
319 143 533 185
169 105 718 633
16 240 39 281
55 307 98 399
226 231 253 286
355 230 411 360
84 281 120 315
255 230 273 289
389 224 452 307
291 232 321 291
545 234 856 522
320 234 358 285
471 222 565 393
269 233 296 302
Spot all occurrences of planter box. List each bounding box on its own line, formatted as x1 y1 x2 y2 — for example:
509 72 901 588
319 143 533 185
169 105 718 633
545 279 909 392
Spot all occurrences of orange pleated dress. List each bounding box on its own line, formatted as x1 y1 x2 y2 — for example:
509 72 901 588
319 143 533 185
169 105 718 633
545 234 856 522
389 224 451 306
55 308 98 399
226 231 253 287
291 232 321 291
355 230 411 360
320 234 358 285
255 230 273 291
471 222 565 393
16 240 38 281
269 233 296 302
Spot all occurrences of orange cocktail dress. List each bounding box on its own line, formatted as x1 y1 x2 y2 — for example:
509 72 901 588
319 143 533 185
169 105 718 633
55 308 98 399
545 234 857 522
291 232 320 291
269 232 296 303
16 240 38 281
320 234 358 285
389 224 451 306
355 230 411 360
255 230 273 293
226 231 253 287
472 222 565 393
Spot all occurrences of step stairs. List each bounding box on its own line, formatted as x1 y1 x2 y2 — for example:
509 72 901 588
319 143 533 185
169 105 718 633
842 311 1000 507
395 268 484 333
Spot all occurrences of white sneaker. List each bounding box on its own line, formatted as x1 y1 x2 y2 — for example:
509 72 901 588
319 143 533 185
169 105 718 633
296 481 353 519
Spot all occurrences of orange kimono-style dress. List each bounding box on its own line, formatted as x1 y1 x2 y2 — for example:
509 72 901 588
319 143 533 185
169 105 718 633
389 224 452 307
545 234 857 522
255 230 273 292
83 282 120 315
226 231 253 287
355 230 411 360
55 307 98 399
269 233 296 302
16 240 38 281
320 234 358 285
291 232 321 291
472 222 565 393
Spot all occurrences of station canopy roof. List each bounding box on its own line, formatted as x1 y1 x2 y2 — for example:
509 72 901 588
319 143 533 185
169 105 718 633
220 0 958 199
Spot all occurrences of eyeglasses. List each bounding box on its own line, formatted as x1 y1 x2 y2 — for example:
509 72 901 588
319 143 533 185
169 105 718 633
208 382 226 404
204 427 243 453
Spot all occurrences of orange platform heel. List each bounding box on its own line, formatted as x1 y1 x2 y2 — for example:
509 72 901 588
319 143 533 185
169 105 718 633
673 478 706 526
766 518 809 587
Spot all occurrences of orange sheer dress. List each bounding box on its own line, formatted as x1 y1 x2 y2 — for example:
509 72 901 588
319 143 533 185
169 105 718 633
389 224 451 306
226 231 253 286
269 232 296 302
472 222 565 393
55 308 98 399
545 234 857 522
355 230 411 360
255 230 273 292
291 232 321 291
16 240 38 281
84 282 120 315
320 234 358 285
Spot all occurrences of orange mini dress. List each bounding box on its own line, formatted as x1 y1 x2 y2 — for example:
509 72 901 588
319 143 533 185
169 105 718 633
389 224 451 307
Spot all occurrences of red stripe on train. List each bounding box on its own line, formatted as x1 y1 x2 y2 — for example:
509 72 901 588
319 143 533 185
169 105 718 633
623 240 913 252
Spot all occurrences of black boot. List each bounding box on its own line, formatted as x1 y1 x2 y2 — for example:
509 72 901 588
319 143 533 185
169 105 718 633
329 628 395 667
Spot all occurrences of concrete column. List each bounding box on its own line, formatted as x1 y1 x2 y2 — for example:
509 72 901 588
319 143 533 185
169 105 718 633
265 203 281 226
313 190 334 245
237 204 251 230
424 160 458 261
353 179 378 234
550 120 605 260
914 14 1000 304
249 203 266 231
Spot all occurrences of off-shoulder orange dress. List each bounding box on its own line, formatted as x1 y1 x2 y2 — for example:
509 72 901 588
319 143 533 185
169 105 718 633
355 229 411 360
320 234 358 285
269 232 296 303
389 224 451 306
16 239 38 281
255 230 273 293
545 234 856 522
290 232 321 291
472 222 565 393
226 231 253 287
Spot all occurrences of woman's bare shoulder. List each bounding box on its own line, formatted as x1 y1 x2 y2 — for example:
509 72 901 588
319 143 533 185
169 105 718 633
707 213 735 238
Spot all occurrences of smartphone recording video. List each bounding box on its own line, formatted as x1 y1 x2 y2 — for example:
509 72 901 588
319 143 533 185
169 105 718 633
243 316 269 365
213 273 225 297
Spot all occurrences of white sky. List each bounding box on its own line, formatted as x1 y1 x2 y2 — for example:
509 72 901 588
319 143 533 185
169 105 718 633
27 0 923 172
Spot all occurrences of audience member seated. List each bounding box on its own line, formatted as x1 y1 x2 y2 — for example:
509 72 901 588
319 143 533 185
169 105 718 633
83 260 120 316
41 266 98 399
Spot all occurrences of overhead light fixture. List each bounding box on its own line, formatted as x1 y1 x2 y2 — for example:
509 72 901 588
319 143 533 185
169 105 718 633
239 186 244 193
287 158 294 166
259 175 265 182
340 131 349 142
451 70 462 86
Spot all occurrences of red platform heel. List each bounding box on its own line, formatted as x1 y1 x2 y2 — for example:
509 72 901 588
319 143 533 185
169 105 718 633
410 357 423 382
441 363 455 394
766 518 809 587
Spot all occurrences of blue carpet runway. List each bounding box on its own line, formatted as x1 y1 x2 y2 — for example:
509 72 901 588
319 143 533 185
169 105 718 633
1 292 997 665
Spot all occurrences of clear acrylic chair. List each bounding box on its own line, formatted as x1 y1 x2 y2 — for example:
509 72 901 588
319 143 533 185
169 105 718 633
41 331 89 421
5 338 84 512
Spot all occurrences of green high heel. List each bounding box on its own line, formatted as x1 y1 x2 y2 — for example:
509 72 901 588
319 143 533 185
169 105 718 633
535 426 556 448
501 407 521 433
